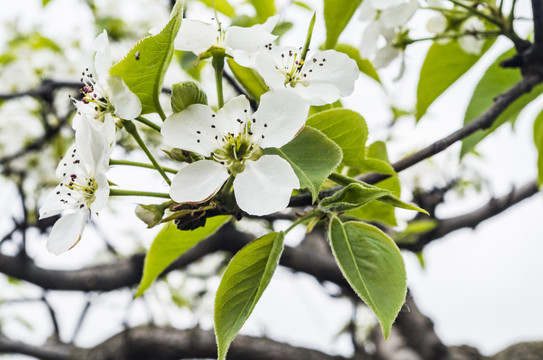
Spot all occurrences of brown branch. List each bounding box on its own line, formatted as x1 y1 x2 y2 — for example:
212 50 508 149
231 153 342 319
533 0 543 51
288 73 542 207
0 335 73 360
401 179 540 252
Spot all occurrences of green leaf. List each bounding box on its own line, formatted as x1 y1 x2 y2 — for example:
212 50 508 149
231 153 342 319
215 232 284 360
319 183 391 213
324 0 362 49
197 0 235 17
109 0 183 116
263 127 343 202
171 81 208 113
249 0 276 21
306 108 368 167
533 109 543 185
394 219 437 245
334 43 380 83
348 142 400 226
136 215 230 297
293 0 312 10
227 58 269 100
461 47 543 157
416 39 493 120
328 217 406 339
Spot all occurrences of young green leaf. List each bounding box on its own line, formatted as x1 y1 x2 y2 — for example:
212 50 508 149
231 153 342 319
306 108 368 167
109 0 183 116
533 109 543 185
197 0 235 17
215 232 284 360
226 58 269 100
334 43 380 83
171 81 208 113
416 39 493 120
263 127 343 202
319 183 391 213
135 215 230 297
461 48 543 157
323 0 362 49
328 217 406 339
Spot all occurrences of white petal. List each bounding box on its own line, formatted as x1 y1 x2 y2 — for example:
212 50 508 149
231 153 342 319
175 19 219 54
374 45 401 68
371 0 404 10
292 83 340 106
170 160 229 203
233 155 299 216
39 184 71 219
217 95 252 135
74 119 110 171
380 0 418 28
459 17 484 55
93 30 112 81
224 15 278 67
107 76 142 120
252 89 309 148
255 46 298 90
360 21 382 59
46 211 87 255
301 50 359 98
162 104 224 156
359 0 376 21
90 172 110 213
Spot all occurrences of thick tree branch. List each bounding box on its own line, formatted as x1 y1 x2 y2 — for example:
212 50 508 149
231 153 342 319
288 73 542 207
402 179 539 252
532 0 543 51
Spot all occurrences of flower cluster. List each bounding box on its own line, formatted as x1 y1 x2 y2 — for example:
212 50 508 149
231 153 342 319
39 31 141 254
39 14 360 254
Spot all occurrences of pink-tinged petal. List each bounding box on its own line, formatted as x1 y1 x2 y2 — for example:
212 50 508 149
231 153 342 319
46 211 87 255
233 155 299 216
301 50 359 98
175 19 219 54
252 89 309 149
107 75 142 120
162 104 224 156
217 95 252 136
170 160 229 203
93 30 112 81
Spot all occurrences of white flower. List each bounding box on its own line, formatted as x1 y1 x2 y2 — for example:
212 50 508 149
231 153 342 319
161 90 309 216
458 17 485 55
255 47 359 106
39 121 112 255
175 16 279 67
359 0 419 67
71 30 141 144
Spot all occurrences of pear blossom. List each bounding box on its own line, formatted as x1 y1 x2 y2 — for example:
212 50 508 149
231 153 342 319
71 30 141 144
162 90 309 216
359 0 419 68
255 47 359 106
458 17 485 55
39 121 112 255
175 16 279 67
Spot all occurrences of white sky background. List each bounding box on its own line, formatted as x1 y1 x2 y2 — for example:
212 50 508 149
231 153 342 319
0 0 542 358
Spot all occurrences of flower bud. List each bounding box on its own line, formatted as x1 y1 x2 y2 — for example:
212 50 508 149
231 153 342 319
135 204 166 228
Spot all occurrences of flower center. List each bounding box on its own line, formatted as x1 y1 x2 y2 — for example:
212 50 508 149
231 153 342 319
70 69 112 123
57 148 99 210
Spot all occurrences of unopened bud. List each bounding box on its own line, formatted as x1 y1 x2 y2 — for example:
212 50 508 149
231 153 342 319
135 204 166 228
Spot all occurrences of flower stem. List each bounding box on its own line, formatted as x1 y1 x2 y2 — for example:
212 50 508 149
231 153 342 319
300 12 316 63
109 159 178 174
284 209 321 234
134 116 161 133
109 189 171 199
122 120 172 185
404 30 502 44
448 0 503 27
212 55 225 109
